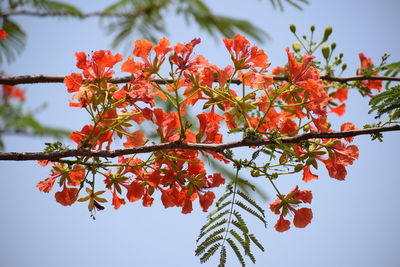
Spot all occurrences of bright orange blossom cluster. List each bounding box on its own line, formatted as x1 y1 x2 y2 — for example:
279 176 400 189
35 34 381 231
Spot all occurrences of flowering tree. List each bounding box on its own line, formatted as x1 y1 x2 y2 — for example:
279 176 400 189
1 20 400 266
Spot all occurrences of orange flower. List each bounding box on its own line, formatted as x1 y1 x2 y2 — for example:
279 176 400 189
68 164 85 186
330 103 346 116
286 47 319 85
302 166 318 182
64 73 83 93
2 85 25 102
358 53 382 92
293 208 313 228
198 191 215 212
0 29 7 39
69 125 113 150
123 130 145 148
55 185 79 206
269 186 313 232
223 34 269 70
125 179 145 202
196 110 224 143
275 215 291 232
340 122 357 142
112 189 126 210
75 50 122 80
36 177 56 193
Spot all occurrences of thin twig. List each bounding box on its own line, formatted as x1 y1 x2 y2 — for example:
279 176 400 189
0 74 399 86
0 125 398 161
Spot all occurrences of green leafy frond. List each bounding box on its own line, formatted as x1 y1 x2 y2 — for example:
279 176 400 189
236 190 265 216
268 0 309 11
249 233 265 252
383 61 400 89
196 168 266 266
102 0 170 47
178 0 268 43
0 18 26 65
196 220 227 242
200 209 230 232
235 200 267 227
195 234 224 256
28 0 82 16
218 246 227 267
199 243 221 263
207 201 232 218
369 85 400 119
226 238 245 267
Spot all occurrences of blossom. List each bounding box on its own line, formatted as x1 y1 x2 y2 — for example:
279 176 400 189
358 53 382 92
223 34 269 70
123 130 145 148
2 85 25 102
0 29 7 39
286 47 319 84
269 186 313 232
75 50 123 80
55 185 79 206
69 125 113 150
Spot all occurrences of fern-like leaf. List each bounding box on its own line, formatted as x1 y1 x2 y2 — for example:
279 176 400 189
199 243 221 263
218 246 227 267
226 238 245 267
235 200 267 227
369 85 400 119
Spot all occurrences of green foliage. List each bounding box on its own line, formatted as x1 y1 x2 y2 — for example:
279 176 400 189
0 18 26 65
268 0 309 11
1 0 309 60
383 61 400 89
0 102 70 150
369 85 400 120
196 170 266 266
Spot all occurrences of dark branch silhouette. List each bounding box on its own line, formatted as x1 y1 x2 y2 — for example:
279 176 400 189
0 74 399 86
1 125 398 161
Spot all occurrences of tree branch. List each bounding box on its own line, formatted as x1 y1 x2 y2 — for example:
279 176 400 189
1 125 398 161
0 74 399 86
0 9 156 18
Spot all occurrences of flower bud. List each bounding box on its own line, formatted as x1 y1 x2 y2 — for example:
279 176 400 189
322 26 333 42
292 42 302 53
321 45 330 59
341 63 347 71
290 24 296 33
310 25 315 32
331 42 336 51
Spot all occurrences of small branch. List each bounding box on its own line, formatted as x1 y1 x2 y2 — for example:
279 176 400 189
0 125 398 161
0 74 399 86
0 9 157 18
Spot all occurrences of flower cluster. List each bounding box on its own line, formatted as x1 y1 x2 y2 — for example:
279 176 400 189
35 33 380 230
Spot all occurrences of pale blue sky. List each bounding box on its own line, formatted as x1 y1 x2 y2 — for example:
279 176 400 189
1 1 400 266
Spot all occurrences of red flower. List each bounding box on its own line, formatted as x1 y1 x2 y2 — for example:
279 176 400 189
340 122 357 143
123 130 145 148
36 178 56 193
0 29 7 39
112 189 126 210
269 186 313 232
223 34 269 70
69 125 113 150
68 164 85 186
196 110 224 143
75 50 122 80
55 185 79 206
358 53 382 92
2 85 25 102
286 47 319 85
302 166 318 182
64 73 83 93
